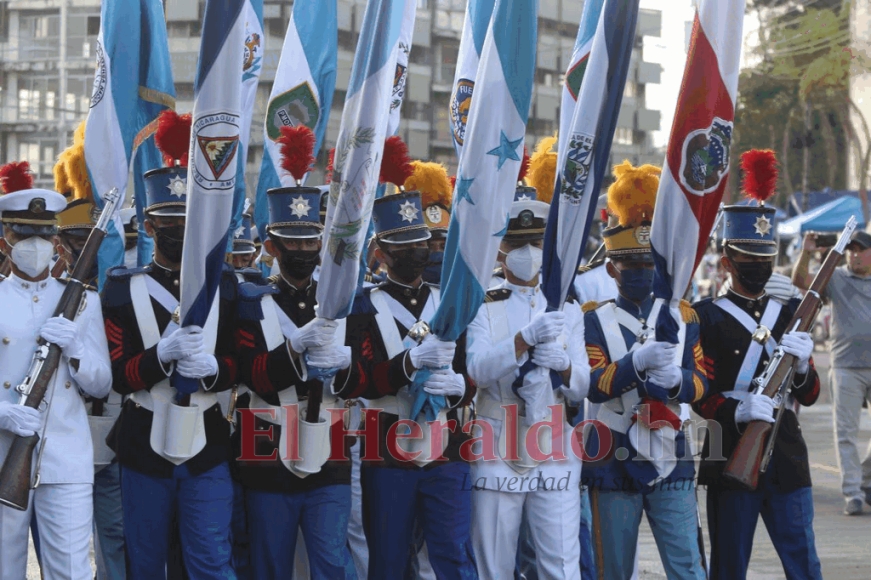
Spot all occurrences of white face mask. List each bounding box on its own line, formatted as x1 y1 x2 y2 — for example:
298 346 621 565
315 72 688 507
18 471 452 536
504 244 543 282
10 236 55 278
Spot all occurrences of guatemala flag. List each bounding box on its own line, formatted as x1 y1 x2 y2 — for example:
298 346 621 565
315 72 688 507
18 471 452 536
541 0 639 310
132 135 160 266
559 0 605 144
424 0 537 420
449 0 497 158
229 0 264 247
176 0 245 396
254 0 337 237
651 0 745 341
318 0 408 320
84 0 175 287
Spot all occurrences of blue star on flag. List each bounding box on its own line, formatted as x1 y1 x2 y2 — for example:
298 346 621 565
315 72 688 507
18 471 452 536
487 131 524 170
493 212 510 237
455 176 475 206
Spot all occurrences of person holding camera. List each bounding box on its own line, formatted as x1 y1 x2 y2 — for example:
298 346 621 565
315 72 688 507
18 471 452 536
794 229 871 515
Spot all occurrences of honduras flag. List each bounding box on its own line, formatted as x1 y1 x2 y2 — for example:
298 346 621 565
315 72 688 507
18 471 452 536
254 0 337 238
559 0 606 145
449 0 497 158
84 0 175 287
176 0 245 395
229 0 264 248
423 0 537 421
541 0 639 311
318 0 408 320
650 0 745 342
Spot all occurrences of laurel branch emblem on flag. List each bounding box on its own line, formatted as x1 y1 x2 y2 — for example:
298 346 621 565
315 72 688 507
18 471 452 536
679 117 733 196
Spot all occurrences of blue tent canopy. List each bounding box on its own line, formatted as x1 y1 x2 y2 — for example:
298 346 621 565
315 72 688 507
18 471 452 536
732 198 788 220
777 196 865 237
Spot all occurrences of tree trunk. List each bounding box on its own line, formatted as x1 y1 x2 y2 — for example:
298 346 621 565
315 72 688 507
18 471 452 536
802 100 811 211
818 109 838 188
781 113 796 197
846 96 871 225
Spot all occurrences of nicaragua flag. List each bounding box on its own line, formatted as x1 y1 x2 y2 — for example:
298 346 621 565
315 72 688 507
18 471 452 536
254 0 337 238
177 0 245 395
423 0 537 422
559 0 605 144
84 0 175 287
449 0 497 158
650 0 745 341
229 0 264 248
318 0 408 320
541 0 639 310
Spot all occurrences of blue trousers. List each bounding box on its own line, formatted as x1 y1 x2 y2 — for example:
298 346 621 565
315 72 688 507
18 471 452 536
121 462 235 580
94 461 127 579
246 485 355 580
707 485 822 580
229 481 250 580
593 484 705 580
362 462 477 580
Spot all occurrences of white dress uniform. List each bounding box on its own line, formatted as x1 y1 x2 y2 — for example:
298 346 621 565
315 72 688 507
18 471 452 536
466 280 589 580
0 274 112 580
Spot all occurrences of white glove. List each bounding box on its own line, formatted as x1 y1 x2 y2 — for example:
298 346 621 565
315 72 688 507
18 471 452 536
289 318 338 354
307 345 352 371
735 394 775 424
176 353 219 380
0 401 42 437
531 342 570 372
632 340 676 373
40 316 84 360
157 326 204 364
780 331 813 374
647 364 682 390
520 311 566 346
423 370 465 398
409 335 456 370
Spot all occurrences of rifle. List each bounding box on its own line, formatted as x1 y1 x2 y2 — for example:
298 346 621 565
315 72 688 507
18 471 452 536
0 188 121 511
723 215 857 490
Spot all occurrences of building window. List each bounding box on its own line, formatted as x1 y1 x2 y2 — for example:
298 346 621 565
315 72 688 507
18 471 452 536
614 127 634 145
19 14 60 59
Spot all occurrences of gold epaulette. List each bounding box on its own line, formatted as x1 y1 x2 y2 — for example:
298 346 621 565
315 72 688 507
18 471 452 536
484 288 511 303
679 299 699 324
581 300 599 313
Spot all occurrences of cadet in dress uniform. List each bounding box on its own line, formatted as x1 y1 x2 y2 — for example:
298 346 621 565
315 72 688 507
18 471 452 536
582 162 707 580
334 190 477 580
465 181 589 580
401 161 452 287
693 151 821 580
233 184 355 579
230 213 258 272
0 161 112 580
101 115 240 579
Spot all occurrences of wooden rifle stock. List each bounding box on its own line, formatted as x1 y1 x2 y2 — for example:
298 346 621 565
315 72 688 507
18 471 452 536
0 189 118 511
722 217 856 489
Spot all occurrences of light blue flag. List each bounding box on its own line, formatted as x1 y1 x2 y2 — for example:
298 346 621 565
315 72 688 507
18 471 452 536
421 0 538 421
228 0 263 251
84 0 175 288
318 0 408 320
254 0 337 238
132 136 159 266
175 0 245 397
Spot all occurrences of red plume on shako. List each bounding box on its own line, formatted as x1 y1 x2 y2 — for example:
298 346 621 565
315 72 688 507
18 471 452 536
277 125 316 185
155 110 192 168
379 136 414 190
0 161 34 194
740 149 778 204
517 146 530 185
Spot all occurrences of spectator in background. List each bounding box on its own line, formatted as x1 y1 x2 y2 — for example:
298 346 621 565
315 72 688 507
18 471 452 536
793 230 871 515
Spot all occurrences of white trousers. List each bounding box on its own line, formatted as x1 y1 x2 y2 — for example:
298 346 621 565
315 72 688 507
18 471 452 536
0 483 93 580
472 487 581 580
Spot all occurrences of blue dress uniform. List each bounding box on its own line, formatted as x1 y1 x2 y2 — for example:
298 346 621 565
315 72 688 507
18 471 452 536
582 162 707 580
693 203 822 580
335 191 477 580
102 162 240 579
232 187 356 579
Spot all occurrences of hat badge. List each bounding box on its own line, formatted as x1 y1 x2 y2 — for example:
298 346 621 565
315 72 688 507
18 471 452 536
634 225 651 246
28 198 46 214
518 209 534 227
398 200 419 223
753 215 771 237
290 195 312 219
234 224 245 239
167 175 187 198
425 205 443 224
517 193 533 202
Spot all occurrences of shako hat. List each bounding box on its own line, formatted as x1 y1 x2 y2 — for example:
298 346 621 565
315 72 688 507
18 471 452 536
722 149 778 257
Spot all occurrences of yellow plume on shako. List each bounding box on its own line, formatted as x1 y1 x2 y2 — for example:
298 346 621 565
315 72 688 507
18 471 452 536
526 135 558 204
61 121 93 201
404 161 452 210
606 160 661 228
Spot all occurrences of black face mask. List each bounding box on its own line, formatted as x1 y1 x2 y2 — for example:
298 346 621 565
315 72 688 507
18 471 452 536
279 249 320 281
385 247 430 284
731 259 772 295
153 225 185 263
